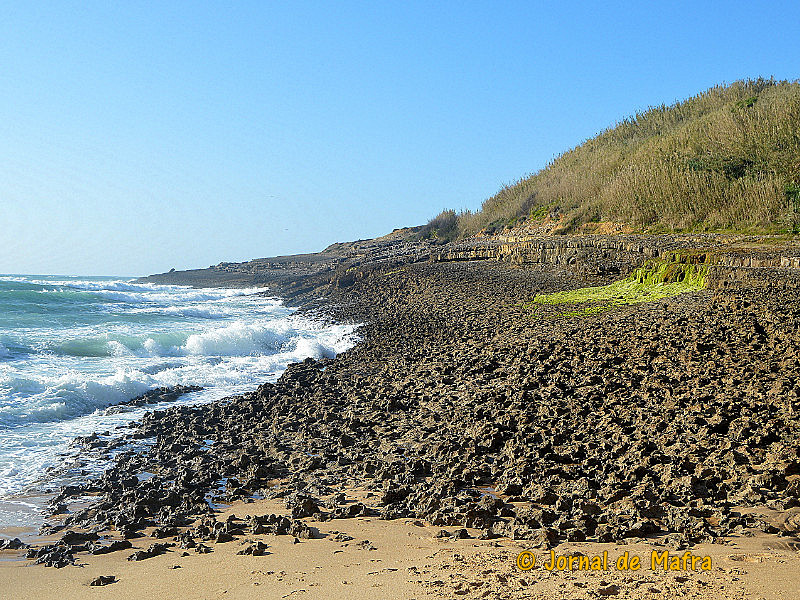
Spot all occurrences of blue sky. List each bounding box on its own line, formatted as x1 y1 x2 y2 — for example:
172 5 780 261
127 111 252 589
1 2 798 276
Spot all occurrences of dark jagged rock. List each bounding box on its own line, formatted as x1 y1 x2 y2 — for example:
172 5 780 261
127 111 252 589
26 543 75 568
127 543 172 561
286 493 320 519
89 540 133 555
151 526 179 539
237 541 269 556
61 530 99 545
23 240 800 566
0 538 27 550
112 385 204 410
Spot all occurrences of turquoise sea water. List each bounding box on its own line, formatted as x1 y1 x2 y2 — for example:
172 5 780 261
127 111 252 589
0 275 357 527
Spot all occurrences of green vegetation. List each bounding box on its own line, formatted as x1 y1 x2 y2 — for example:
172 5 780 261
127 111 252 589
424 78 800 238
526 257 709 317
787 182 800 233
416 209 459 243
528 203 556 220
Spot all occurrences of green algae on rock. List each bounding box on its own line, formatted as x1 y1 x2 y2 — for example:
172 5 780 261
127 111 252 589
528 258 709 317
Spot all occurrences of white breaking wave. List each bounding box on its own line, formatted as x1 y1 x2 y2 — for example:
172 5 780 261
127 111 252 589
11 276 268 304
2 276 263 295
181 320 287 356
0 319 357 428
0 370 155 426
88 287 268 304
141 305 229 319
0 275 361 511
46 317 340 359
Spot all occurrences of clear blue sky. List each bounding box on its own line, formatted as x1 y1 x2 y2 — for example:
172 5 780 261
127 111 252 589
1 1 798 276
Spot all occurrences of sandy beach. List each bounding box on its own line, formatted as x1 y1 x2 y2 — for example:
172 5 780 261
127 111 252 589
3 494 800 599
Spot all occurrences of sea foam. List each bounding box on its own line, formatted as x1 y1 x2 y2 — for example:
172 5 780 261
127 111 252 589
0 275 359 515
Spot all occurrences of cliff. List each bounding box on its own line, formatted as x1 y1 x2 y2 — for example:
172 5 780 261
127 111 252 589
140 230 800 300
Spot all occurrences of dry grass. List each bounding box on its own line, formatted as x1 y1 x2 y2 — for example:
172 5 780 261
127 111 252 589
431 78 800 237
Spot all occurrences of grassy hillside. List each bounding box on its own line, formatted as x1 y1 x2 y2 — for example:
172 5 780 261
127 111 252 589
427 78 800 240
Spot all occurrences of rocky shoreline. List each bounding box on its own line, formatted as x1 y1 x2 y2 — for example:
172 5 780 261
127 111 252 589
9 235 800 579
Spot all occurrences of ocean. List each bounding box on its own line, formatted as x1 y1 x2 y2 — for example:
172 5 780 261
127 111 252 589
0 275 357 529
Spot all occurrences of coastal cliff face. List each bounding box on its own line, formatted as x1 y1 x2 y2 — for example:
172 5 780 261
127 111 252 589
140 231 800 298
434 233 800 294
